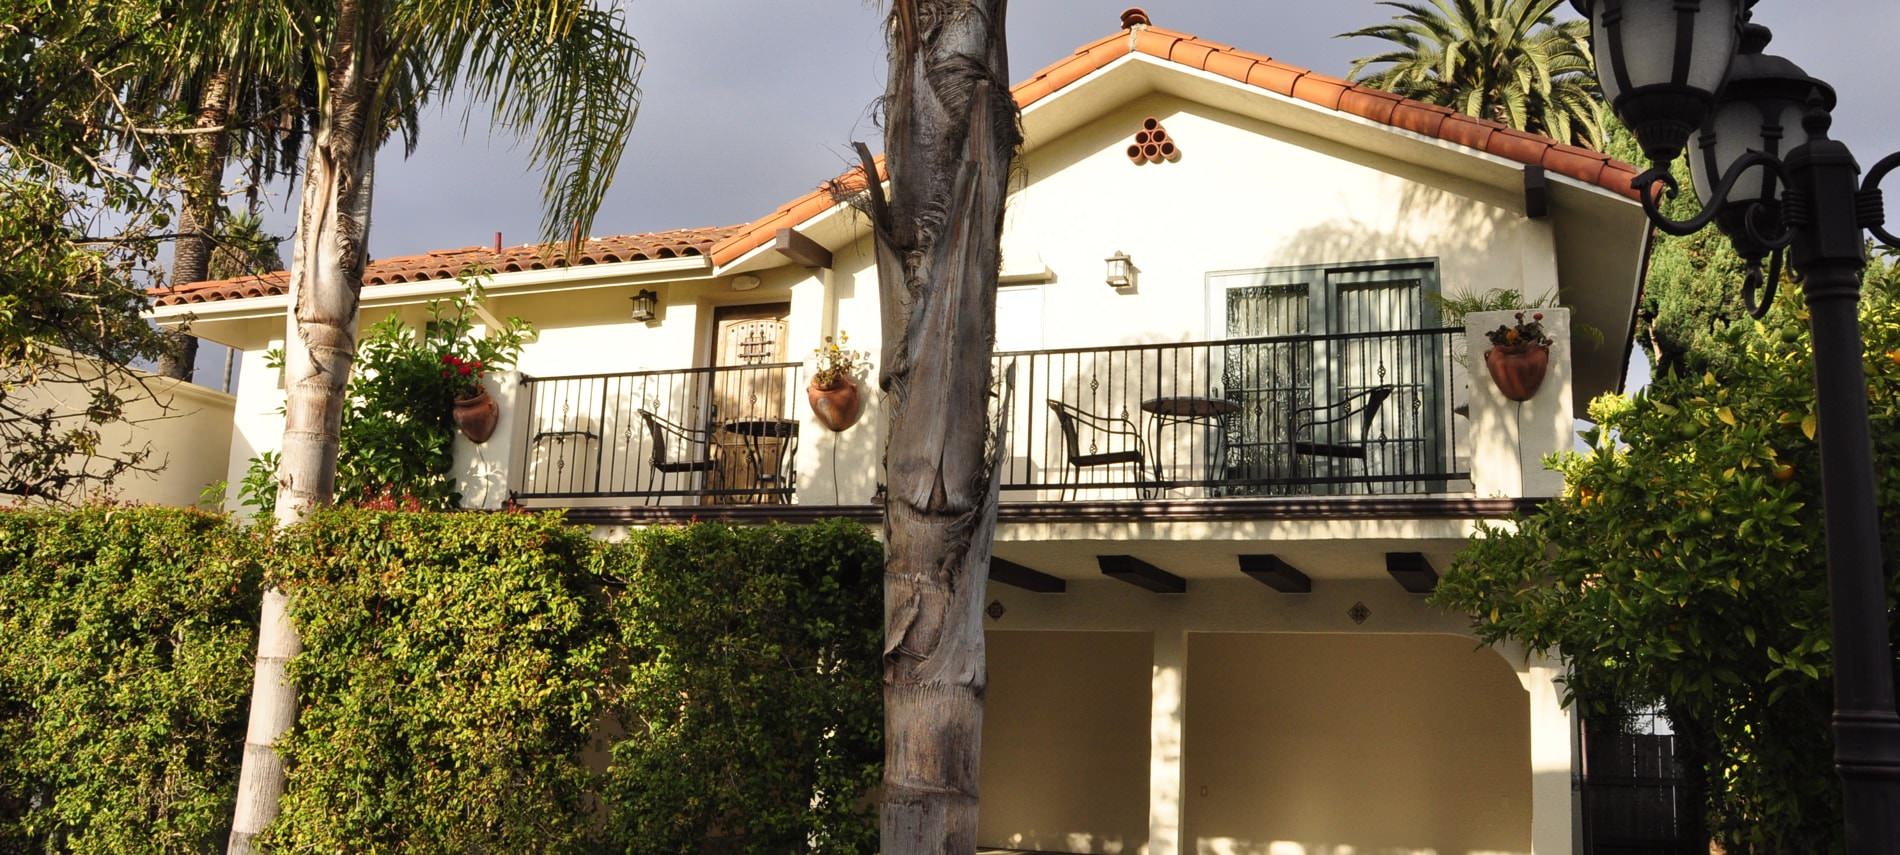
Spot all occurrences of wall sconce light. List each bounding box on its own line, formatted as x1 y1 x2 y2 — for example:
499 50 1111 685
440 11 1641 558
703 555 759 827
1105 250 1136 289
629 289 659 322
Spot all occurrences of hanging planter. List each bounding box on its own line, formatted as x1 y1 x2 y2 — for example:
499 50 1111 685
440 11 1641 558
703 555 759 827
452 386 500 443
808 375 863 432
808 331 870 432
1483 312 1552 402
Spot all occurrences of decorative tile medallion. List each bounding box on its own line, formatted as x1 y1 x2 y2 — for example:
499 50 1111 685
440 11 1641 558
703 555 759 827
986 600 1007 621
1348 601 1370 625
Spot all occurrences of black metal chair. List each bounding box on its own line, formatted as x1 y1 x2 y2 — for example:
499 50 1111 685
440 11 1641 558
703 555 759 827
1047 399 1148 500
1286 385 1394 489
637 408 718 504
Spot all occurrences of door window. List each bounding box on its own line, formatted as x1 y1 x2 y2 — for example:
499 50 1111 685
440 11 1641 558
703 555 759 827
1208 260 1444 493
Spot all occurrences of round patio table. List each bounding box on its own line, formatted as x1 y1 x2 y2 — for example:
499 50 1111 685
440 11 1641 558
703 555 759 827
1141 396 1240 487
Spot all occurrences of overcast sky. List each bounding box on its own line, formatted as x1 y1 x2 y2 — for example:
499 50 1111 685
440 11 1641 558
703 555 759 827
241 1 1897 263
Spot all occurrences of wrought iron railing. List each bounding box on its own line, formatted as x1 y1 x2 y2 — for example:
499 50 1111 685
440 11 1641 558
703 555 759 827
992 328 1469 500
516 362 804 502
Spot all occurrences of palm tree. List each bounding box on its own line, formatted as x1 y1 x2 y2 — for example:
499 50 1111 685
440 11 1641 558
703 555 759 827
851 0 1017 851
142 67 307 380
223 2 643 850
1340 0 1606 150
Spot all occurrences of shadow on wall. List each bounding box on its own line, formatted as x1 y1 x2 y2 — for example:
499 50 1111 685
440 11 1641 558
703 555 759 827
1190 841 1526 854
1183 633 1532 855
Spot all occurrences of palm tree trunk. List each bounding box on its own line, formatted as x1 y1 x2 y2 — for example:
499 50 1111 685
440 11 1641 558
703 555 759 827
158 71 233 380
866 2 1018 851
227 5 381 849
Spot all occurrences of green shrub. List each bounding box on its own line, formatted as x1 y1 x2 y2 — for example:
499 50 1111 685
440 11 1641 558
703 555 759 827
263 508 609 854
0 506 260 854
598 520 883 854
0 507 883 854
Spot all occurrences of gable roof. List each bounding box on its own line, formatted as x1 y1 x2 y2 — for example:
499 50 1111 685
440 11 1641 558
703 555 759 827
704 12 1643 267
155 10 1640 306
150 225 741 306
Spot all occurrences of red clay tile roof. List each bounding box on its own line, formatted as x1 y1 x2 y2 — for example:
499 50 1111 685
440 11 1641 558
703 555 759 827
151 225 742 306
706 17 1641 266
161 14 1640 306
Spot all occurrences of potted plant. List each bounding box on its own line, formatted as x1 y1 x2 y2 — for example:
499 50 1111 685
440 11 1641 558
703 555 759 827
1483 311 1553 402
808 332 869 432
431 283 532 444
442 354 502 442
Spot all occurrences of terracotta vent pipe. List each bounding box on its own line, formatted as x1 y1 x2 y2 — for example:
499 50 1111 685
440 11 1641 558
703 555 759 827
1120 7 1149 29
494 232 502 253
1128 116 1181 165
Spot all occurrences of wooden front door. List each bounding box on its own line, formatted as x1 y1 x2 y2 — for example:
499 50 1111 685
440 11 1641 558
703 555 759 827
709 303 792 503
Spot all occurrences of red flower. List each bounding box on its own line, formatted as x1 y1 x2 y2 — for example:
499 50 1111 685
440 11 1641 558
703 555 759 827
458 364 472 376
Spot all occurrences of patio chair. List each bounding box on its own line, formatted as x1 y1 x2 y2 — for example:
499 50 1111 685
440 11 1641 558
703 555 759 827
637 408 719 504
1286 385 1394 487
1047 399 1149 500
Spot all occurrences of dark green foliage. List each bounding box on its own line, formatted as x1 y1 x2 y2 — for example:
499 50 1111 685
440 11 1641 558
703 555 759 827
334 282 531 510
598 520 884 854
0 506 261 853
0 0 211 500
242 283 532 515
1602 118 1753 374
0 507 883 853
1340 0 1604 148
262 509 609 853
1433 261 1900 850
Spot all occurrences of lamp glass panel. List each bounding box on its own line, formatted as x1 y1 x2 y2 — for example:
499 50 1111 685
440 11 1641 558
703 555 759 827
1685 0 1743 96
1593 0 1740 102
1688 99 1806 205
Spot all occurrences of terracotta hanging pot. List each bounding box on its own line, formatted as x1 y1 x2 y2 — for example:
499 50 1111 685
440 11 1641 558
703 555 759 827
452 386 500 443
1485 343 1550 402
808 375 863 432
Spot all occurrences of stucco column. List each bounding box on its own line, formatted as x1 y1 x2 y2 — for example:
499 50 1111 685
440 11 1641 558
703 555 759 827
453 369 521 509
1520 653 1577 855
785 268 832 504
1148 630 1188 855
1465 308 1574 498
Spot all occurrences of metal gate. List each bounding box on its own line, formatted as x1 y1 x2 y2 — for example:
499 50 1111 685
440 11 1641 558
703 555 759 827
1581 710 1705 854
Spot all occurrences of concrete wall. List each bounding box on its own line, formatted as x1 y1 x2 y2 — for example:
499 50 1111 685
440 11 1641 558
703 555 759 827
1184 633 1531 855
4 360 236 507
979 631 1153 853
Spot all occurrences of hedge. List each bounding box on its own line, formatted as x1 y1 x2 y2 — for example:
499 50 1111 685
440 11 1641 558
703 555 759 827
262 509 611 853
0 507 261 854
600 520 883 853
0 506 883 853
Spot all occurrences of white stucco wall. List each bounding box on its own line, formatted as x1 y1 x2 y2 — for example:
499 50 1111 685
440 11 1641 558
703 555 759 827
190 90 1591 509
3 363 236 507
812 92 1572 504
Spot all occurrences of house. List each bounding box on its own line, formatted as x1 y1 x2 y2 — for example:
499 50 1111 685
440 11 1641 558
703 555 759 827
147 10 1651 855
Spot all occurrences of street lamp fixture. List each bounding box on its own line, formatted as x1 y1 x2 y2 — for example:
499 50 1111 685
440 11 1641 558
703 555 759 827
1571 1 1900 848
1578 0 1746 164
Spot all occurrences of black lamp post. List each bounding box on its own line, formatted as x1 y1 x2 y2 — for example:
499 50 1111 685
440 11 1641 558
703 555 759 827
1573 1 1900 848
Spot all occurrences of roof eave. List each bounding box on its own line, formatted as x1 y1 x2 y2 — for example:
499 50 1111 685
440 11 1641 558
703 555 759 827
150 254 714 324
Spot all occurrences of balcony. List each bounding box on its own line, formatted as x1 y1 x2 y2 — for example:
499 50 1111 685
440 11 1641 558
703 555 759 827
993 327 1468 501
515 361 806 504
509 327 1474 508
